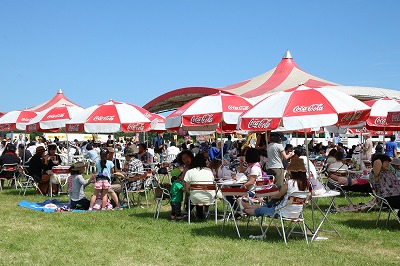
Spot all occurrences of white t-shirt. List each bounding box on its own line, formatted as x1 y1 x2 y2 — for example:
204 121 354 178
277 180 308 218
244 163 263 192
167 146 180 156
267 143 284 169
184 167 215 205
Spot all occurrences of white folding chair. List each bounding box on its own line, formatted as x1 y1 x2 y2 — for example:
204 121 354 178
261 191 311 244
188 181 218 224
19 168 43 196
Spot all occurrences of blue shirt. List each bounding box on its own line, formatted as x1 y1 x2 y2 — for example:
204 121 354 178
95 160 114 182
385 141 397 157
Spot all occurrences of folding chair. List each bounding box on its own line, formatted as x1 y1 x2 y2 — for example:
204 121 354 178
220 187 248 238
262 191 311 244
152 177 171 219
122 175 149 209
368 181 400 226
326 169 354 206
0 163 19 190
188 181 218 224
18 168 43 196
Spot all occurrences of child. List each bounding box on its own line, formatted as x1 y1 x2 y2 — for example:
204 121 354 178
68 162 94 210
89 148 115 210
170 168 184 221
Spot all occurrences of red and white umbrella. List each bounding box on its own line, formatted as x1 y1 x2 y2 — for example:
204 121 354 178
165 92 253 132
141 111 166 132
238 85 371 131
387 104 400 125
65 100 152 133
347 127 394 136
365 97 400 129
0 109 38 131
26 105 85 132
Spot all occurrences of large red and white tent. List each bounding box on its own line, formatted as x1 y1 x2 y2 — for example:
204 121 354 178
29 89 82 112
144 51 400 113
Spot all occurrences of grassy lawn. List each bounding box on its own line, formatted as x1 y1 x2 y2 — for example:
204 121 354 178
1 179 400 266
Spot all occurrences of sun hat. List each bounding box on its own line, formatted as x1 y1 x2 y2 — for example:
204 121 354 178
391 157 400 166
36 146 46 154
287 158 306 172
71 162 86 171
170 168 182 178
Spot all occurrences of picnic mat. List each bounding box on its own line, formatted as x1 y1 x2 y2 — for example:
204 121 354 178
18 199 84 213
337 200 377 212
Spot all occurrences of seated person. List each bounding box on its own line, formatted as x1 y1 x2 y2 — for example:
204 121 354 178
68 162 94 210
327 151 348 174
391 157 400 180
112 147 147 204
83 143 99 165
138 143 153 165
29 146 57 195
370 153 400 214
209 158 234 180
0 144 21 188
241 158 310 218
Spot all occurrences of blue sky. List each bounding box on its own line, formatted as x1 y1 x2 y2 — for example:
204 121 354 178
1 1 399 114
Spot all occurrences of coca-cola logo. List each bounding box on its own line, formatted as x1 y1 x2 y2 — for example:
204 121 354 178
391 113 400 123
67 124 80 132
247 118 272 129
127 124 145 131
374 117 386 125
228 105 250 111
93 116 115 121
28 124 37 131
0 124 12 131
47 113 65 119
340 111 363 123
293 104 324 113
190 114 214 124
20 118 32 122
144 112 152 119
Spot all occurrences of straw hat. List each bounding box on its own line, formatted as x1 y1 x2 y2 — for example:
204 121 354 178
124 146 139 156
71 162 86 171
36 146 46 154
287 158 306 172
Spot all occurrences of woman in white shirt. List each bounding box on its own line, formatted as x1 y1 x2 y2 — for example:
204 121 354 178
184 154 215 220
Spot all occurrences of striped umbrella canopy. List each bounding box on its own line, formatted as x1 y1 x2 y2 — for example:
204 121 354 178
0 109 38 131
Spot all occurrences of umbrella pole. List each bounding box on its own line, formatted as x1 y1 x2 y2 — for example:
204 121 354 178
304 129 312 180
220 123 224 164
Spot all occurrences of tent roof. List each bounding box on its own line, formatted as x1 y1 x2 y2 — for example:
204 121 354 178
143 50 400 113
28 89 82 112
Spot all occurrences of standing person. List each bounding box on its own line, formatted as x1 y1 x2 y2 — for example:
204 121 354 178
153 132 165 163
363 135 373 161
68 162 94 210
375 142 383 155
267 132 294 189
166 141 180 158
18 144 32 167
89 148 119 210
106 135 114 147
255 133 267 151
224 134 233 153
170 169 184 221
13 134 25 150
385 135 398 159
138 143 153 165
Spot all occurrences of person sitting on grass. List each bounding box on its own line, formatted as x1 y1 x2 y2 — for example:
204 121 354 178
240 158 310 218
68 162 94 210
170 168 184 221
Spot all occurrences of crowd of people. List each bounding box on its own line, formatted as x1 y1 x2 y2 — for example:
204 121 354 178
0 131 399 221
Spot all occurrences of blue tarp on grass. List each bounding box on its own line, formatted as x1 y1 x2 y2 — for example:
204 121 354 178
18 199 84 212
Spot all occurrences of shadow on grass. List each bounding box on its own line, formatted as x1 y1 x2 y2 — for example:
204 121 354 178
337 216 400 230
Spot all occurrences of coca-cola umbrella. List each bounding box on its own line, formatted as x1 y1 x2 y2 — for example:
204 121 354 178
387 104 400 126
165 92 253 132
364 97 400 130
65 100 152 133
26 105 85 132
238 85 371 131
0 109 38 131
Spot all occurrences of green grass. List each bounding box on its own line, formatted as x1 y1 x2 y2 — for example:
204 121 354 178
1 179 400 266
